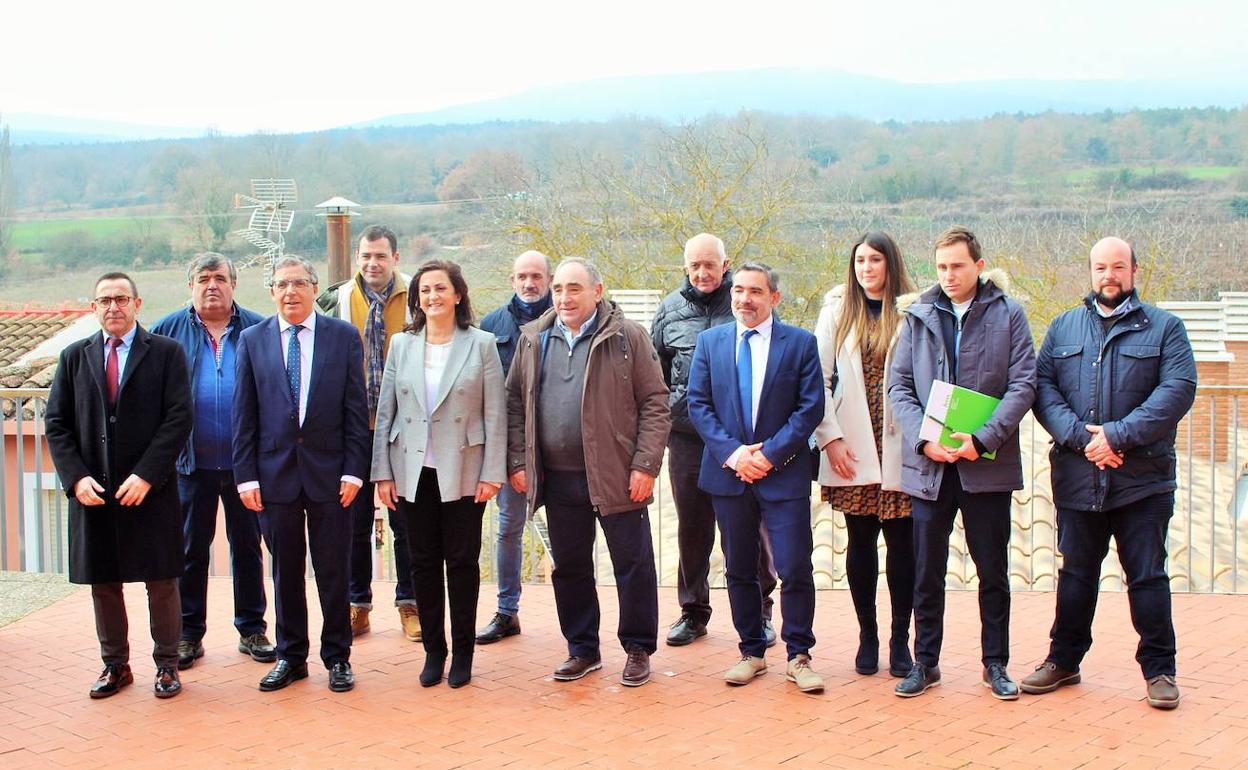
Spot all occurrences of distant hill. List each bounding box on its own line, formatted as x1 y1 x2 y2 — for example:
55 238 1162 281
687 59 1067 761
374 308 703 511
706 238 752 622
354 67 1248 128
9 67 1248 146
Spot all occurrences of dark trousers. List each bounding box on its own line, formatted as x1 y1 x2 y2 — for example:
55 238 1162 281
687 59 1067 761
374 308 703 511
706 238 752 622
668 431 776 625
844 514 914 630
261 494 351 669
349 430 415 608
177 470 267 642
399 468 485 658
544 469 659 658
712 488 816 660
91 579 180 669
911 468 1012 668
1048 492 1177 679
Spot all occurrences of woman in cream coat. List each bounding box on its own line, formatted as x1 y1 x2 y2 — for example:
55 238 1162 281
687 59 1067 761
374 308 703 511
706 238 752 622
372 259 506 689
813 232 918 678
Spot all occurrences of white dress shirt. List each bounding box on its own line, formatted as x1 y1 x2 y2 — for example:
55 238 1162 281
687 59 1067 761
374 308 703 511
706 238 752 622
237 311 361 494
726 315 773 470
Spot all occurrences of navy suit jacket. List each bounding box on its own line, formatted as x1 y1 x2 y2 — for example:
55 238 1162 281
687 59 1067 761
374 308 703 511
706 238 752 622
232 313 369 505
686 319 824 502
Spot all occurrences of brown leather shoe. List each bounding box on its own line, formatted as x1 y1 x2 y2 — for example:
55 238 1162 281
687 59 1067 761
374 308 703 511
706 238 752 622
1146 674 1180 709
398 604 421 642
350 606 371 637
89 663 133 699
1020 661 1081 694
621 647 650 687
154 666 182 699
552 655 602 681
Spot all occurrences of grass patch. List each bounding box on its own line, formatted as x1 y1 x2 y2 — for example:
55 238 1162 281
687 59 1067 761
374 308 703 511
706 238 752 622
1065 166 1238 184
10 217 148 251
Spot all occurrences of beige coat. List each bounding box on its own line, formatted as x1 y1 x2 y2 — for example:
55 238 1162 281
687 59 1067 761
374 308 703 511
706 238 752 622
813 285 910 491
370 325 507 503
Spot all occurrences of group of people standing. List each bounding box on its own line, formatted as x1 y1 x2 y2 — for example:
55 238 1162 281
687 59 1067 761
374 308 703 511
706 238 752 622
44 222 1197 710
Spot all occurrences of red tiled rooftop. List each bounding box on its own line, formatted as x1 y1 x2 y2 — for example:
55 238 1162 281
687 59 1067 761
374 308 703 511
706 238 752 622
0 580 1243 769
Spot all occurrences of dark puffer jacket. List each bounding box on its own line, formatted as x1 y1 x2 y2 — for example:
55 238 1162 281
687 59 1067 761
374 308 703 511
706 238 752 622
650 273 733 436
1033 292 1197 512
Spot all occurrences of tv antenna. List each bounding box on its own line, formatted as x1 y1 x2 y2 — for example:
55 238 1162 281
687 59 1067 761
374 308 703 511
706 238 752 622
233 178 297 277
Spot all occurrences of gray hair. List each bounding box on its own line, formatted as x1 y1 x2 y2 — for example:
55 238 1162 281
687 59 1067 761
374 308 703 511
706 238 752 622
186 252 237 284
554 257 603 288
267 255 319 287
735 261 780 292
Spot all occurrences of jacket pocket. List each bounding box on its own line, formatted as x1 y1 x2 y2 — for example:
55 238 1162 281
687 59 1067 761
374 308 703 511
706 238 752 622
1115 344 1160 392
389 424 402 443
1050 344 1083 394
467 423 485 446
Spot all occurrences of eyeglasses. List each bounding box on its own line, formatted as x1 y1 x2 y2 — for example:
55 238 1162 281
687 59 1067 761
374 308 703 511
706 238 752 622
272 279 314 291
94 296 133 308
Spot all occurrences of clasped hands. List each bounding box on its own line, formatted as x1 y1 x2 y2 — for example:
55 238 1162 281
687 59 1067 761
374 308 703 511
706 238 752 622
734 443 774 483
508 469 656 503
74 474 150 506
1084 424 1124 469
922 432 981 463
239 480 361 513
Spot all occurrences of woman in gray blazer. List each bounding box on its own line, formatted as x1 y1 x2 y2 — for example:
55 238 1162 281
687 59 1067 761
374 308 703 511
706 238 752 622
372 259 506 689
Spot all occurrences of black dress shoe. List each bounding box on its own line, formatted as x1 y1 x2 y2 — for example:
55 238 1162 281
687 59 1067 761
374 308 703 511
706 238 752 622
552 655 602 681
983 663 1020 701
328 661 355 692
420 654 447 687
763 620 778 649
475 613 521 645
89 663 133 699
895 662 941 698
665 615 707 647
154 666 182 699
448 654 473 689
177 640 204 671
621 647 651 687
259 659 309 692
238 633 277 663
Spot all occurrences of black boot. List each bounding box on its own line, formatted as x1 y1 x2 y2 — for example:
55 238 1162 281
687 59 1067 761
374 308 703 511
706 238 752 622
889 611 913 678
855 612 879 675
448 652 473 689
420 653 446 687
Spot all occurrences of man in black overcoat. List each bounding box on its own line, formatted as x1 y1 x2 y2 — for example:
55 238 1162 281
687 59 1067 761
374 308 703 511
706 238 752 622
45 272 193 699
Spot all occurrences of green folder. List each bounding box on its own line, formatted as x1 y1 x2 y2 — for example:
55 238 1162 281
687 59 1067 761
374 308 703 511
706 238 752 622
919 380 1001 460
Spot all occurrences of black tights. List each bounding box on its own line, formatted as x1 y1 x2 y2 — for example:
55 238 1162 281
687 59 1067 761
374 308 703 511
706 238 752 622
844 514 914 630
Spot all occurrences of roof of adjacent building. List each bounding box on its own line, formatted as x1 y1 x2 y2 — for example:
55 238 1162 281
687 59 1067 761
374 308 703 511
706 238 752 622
0 307 95 389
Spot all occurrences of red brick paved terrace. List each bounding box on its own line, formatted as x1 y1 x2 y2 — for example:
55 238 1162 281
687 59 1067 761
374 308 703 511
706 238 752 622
0 580 1244 769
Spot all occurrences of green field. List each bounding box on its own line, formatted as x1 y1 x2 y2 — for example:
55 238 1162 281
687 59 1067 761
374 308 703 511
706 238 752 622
1065 165 1239 184
9 217 158 251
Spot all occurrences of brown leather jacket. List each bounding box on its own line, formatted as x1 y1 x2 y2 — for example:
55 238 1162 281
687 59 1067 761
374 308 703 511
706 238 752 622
506 299 671 516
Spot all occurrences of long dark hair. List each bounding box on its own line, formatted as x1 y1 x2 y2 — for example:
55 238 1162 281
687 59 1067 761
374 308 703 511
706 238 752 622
832 232 916 361
404 259 475 333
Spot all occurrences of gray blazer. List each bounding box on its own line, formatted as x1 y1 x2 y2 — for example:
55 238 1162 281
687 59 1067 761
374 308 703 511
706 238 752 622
371 325 507 503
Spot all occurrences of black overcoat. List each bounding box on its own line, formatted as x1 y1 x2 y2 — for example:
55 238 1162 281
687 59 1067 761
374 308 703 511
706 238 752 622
44 324 192 584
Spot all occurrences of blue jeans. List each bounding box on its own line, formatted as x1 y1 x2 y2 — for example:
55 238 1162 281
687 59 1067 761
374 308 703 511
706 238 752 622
177 470 267 642
712 489 816 660
1048 492 1177 679
492 481 527 616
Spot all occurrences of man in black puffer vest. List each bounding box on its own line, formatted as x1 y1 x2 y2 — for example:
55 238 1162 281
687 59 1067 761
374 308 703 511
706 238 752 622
651 233 777 647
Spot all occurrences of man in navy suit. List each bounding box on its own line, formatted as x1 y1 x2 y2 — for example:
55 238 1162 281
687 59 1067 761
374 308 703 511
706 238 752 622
686 263 826 693
233 255 369 693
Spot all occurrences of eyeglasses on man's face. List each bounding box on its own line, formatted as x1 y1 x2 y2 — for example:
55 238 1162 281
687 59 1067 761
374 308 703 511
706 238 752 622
94 296 133 308
272 279 314 291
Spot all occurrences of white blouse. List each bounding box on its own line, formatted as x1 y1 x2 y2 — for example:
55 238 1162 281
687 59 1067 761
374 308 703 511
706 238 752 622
423 340 452 468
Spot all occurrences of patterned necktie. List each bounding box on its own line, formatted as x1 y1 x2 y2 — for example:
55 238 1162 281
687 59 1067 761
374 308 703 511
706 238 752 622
106 337 122 407
287 324 303 416
737 329 757 440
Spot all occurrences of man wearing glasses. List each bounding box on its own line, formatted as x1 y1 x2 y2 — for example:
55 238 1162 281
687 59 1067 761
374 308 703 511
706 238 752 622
46 272 193 699
233 256 369 693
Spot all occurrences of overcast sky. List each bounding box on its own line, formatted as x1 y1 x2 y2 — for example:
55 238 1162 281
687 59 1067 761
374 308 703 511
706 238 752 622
3 0 1245 133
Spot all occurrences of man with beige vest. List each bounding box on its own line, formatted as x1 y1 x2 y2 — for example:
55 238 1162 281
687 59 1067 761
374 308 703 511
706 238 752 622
316 224 418 641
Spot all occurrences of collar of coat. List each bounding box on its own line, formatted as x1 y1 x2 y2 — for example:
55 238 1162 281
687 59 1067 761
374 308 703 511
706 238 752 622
902 267 1014 317
520 298 624 340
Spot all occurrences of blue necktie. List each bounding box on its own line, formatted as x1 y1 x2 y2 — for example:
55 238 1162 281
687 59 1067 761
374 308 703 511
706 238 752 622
287 324 303 419
737 329 757 440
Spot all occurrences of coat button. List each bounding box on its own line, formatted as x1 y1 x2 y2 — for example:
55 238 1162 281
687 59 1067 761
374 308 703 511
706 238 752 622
296 437 303 444
109 416 116 424
406 417 412 423
455 416 462 422
402 388 408 394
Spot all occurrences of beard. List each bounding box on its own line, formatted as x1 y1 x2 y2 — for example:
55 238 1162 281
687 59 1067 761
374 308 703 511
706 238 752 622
1095 285 1131 308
